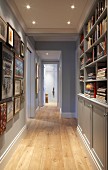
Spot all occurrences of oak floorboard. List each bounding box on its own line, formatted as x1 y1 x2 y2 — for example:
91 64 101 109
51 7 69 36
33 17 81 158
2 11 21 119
4 106 93 170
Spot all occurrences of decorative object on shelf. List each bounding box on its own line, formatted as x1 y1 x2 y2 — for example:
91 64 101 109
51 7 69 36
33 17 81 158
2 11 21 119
7 100 13 122
0 103 7 135
15 55 24 78
21 79 24 94
0 43 14 100
15 96 21 114
7 23 14 47
85 82 96 98
14 79 21 96
0 16 7 42
20 41 25 58
14 30 21 55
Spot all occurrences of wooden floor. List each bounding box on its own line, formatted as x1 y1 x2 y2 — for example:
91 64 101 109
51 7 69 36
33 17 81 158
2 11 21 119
4 106 93 170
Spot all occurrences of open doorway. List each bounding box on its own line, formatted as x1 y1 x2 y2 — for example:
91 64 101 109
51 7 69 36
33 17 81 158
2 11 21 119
43 64 57 106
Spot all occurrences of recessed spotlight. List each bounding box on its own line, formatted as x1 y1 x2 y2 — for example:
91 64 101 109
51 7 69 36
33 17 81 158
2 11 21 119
26 5 31 9
32 21 36 24
71 5 75 9
67 21 71 25
46 52 48 55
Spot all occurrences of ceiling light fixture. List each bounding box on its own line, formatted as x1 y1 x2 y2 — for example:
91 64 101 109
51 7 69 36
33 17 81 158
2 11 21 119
26 5 31 9
46 52 48 55
71 5 75 9
67 21 71 25
32 21 36 24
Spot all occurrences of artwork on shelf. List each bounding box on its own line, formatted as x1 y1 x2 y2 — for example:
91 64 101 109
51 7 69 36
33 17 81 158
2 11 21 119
0 103 7 135
0 44 14 100
7 23 14 47
14 30 21 55
0 16 7 42
15 79 21 96
20 41 25 58
15 97 21 114
7 101 13 122
15 55 24 78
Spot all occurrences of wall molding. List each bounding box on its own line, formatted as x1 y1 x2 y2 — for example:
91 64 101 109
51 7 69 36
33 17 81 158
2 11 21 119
0 125 26 169
61 112 75 118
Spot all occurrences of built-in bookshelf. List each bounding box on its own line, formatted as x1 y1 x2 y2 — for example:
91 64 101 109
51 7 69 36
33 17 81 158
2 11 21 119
79 0 107 104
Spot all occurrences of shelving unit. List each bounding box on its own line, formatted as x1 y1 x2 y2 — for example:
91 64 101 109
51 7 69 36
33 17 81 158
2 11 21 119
79 0 107 104
78 1 108 169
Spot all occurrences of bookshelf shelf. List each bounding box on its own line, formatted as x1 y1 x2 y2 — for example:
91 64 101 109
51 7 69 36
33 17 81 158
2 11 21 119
79 0 107 105
85 31 107 53
85 8 107 39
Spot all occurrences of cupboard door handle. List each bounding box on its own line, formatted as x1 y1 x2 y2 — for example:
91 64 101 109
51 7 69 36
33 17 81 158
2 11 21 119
104 114 106 117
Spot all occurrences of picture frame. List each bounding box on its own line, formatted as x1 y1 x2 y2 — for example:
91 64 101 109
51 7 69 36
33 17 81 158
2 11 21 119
7 100 13 122
15 96 21 114
14 30 21 55
0 103 7 135
7 23 14 47
15 55 24 79
15 79 21 96
20 41 25 58
0 43 14 100
0 16 7 42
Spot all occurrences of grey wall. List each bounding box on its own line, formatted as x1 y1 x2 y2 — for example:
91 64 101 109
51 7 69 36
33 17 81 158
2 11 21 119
36 41 76 114
0 0 26 164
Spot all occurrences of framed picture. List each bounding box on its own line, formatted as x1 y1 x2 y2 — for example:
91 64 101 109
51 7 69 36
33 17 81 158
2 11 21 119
0 43 14 100
0 103 7 135
21 79 24 94
20 41 25 58
7 101 13 122
14 30 21 55
15 55 24 78
0 16 7 42
15 97 21 114
15 79 21 96
7 23 14 47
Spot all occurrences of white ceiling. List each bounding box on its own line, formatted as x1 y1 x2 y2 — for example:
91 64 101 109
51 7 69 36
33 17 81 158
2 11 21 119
6 0 96 41
36 50 61 61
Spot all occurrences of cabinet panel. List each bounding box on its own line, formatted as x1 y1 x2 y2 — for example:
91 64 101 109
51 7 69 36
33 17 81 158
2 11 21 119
92 105 105 168
83 101 92 146
78 97 84 131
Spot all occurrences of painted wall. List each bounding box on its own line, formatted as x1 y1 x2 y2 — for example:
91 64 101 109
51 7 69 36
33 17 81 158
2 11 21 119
36 41 77 116
0 0 26 167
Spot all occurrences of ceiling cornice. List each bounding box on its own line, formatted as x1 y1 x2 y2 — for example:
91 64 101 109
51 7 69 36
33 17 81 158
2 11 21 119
6 0 27 32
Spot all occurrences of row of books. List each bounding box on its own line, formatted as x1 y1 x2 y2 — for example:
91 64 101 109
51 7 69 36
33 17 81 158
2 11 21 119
96 87 107 103
80 58 84 68
79 75 84 81
80 33 84 44
96 67 107 80
86 0 106 34
87 18 107 49
87 73 96 80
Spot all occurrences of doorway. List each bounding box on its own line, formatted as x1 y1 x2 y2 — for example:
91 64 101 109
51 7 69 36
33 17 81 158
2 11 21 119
43 64 58 106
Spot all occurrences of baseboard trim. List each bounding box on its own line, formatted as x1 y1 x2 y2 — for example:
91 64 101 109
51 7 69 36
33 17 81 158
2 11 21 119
61 112 75 118
0 125 26 169
77 126 102 170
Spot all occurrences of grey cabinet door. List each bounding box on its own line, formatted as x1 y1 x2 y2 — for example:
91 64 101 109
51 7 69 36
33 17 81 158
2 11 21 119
78 97 84 132
92 105 106 169
83 101 92 146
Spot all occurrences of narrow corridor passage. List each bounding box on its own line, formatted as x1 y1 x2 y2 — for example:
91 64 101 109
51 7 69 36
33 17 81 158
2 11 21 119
4 106 92 170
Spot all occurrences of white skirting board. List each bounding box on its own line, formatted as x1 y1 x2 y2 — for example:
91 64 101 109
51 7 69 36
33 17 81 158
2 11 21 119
0 125 27 170
77 126 102 170
61 112 75 118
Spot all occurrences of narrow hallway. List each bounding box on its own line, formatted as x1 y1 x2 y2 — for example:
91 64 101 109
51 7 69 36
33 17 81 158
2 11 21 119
4 106 92 170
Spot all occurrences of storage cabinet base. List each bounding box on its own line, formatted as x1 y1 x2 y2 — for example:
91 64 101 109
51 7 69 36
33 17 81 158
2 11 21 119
77 125 103 170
